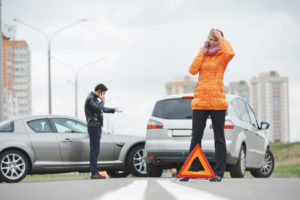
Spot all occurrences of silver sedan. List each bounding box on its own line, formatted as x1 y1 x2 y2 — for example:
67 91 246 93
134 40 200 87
0 115 146 183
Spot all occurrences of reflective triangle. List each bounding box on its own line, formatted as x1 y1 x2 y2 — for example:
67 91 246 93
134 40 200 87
177 144 216 178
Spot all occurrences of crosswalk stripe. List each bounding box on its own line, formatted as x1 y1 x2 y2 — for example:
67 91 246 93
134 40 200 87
96 180 148 200
157 180 228 200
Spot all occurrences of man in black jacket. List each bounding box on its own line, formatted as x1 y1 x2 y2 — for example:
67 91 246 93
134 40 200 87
85 83 121 179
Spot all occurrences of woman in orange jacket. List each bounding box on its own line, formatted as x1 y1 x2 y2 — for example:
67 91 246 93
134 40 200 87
180 29 235 182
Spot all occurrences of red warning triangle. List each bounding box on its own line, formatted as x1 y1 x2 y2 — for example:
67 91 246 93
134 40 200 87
177 144 216 178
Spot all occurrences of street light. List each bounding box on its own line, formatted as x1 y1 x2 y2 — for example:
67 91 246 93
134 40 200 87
52 57 106 117
13 18 87 114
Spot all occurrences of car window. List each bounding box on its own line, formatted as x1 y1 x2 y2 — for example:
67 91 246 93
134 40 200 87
0 120 14 132
52 118 87 133
245 103 259 129
152 98 227 119
28 119 52 133
152 98 193 119
231 99 250 123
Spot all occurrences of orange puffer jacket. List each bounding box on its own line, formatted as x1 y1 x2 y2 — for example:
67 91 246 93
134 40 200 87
189 38 235 110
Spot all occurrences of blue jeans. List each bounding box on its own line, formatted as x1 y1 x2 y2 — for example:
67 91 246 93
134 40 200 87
88 126 102 175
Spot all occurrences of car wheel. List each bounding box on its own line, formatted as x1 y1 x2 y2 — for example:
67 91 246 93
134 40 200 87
146 163 163 177
127 144 148 177
0 150 29 183
106 169 130 178
250 149 274 178
230 145 246 178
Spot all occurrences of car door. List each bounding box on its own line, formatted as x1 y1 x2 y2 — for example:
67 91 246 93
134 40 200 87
50 117 90 168
244 102 265 165
233 99 257 166
51 117 115 168
26 118 62 167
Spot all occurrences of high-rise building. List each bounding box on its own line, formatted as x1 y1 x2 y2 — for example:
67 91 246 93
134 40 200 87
2 27 32 119
166 76 196 95
250 71 289 143
228 80 250 102
2 88 18 119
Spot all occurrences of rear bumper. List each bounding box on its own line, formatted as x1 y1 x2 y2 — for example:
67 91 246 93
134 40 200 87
145 150 238 166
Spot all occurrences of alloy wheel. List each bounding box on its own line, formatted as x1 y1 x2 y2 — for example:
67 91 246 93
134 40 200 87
240 149 246 175
260 152 273 175
1 153 26 181
133 148 147 175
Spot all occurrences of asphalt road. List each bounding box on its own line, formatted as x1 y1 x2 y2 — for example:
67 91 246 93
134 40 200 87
1 177 300 200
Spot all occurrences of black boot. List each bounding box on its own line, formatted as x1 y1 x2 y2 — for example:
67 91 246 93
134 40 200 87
209 175 222 182
179 177 190 182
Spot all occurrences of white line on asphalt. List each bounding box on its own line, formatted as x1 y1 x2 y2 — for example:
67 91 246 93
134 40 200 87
157 180 228 200
96 180 148 200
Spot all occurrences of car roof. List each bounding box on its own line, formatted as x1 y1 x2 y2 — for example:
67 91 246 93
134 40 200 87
156 93 241 102
8 114 86 124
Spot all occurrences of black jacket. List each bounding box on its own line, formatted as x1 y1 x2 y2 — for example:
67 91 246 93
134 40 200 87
84 92 115 127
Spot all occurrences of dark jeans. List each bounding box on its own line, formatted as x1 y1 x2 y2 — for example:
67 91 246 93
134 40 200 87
88 125 102 175
189 109 227 177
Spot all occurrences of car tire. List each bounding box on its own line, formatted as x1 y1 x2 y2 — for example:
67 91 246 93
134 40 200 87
230 145 246 178
0 150 29 183
106 169 130 178
250 149 274 178
127 144 148 177
146 163 163 177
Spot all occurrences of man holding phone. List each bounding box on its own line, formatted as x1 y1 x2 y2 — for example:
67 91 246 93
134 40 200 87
84 83 122 179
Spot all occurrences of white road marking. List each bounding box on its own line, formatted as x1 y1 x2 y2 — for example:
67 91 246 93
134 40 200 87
157 180 228 200
96 180 148 200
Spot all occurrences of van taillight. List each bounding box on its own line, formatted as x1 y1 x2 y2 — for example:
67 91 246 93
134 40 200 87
210 120 234 129
147 120 163 129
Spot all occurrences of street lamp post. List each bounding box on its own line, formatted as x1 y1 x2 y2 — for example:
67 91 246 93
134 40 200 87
52 57 106 117
13 18 87 114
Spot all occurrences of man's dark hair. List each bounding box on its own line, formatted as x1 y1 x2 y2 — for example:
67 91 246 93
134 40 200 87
94 83 108 92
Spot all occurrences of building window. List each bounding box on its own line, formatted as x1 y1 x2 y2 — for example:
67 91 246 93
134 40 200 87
15 68 27 72
6 61 12 66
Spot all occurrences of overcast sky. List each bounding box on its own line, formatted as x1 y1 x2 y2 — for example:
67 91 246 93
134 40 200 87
2 0 300 141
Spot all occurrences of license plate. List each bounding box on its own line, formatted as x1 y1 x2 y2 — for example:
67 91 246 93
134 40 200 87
172 130 192 137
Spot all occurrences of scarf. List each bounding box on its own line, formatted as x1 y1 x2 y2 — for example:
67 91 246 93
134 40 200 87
206 45 221 56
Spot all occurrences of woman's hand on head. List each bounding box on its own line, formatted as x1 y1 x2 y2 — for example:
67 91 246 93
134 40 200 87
210 29 223 41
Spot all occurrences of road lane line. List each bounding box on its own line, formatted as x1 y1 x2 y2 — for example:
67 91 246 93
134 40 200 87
157 180 228 200
96 180 148 200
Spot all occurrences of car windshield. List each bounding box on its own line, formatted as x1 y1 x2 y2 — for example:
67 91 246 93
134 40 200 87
152 98 193 119
0 120 14 132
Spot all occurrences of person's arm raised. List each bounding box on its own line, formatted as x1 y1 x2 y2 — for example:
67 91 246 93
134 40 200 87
219 38 235 63
211 29 235 63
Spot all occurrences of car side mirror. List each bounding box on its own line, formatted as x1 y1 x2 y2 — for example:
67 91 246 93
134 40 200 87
260 122 270 130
